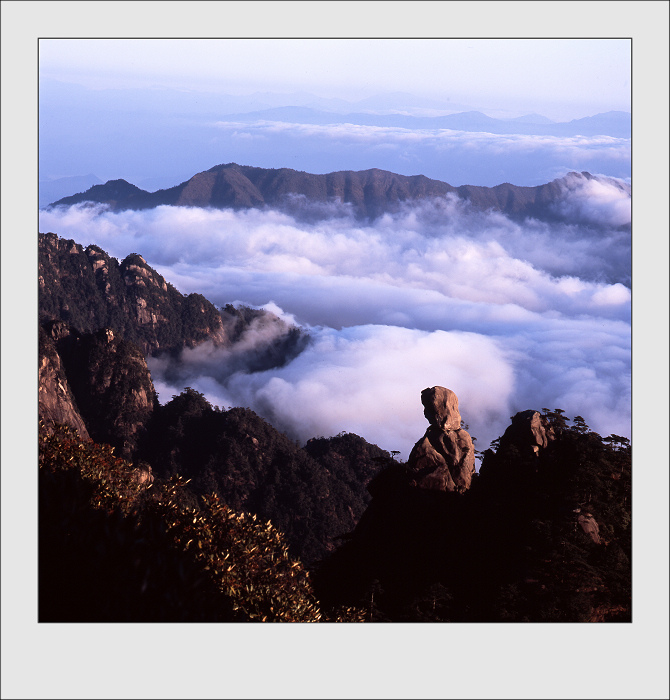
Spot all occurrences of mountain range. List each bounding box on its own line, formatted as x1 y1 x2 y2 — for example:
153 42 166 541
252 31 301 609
47 164 629 222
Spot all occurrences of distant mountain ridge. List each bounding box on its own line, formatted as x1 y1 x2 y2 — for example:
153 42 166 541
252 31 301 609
214 107 630 138
48 164 628 222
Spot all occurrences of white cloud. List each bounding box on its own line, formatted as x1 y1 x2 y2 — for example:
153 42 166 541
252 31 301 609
39 187 631 459
554 172 631 226
212 119 631 164
149 325 516 458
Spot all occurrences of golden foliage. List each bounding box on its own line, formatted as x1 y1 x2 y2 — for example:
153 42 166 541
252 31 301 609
39 422 364 622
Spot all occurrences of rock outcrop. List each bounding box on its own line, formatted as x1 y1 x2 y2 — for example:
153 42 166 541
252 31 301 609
315 399 629 622
39 233 232 356
478 409 556 483
406 387 476 492
39 320 156 458
38 324 90 440
498 409 555 456
39 233 308 362
576 510 601 544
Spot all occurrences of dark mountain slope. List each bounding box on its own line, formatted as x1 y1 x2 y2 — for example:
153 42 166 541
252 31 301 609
39 421 333 622
136 389 392 565
38 232 388 564
38 322 391 565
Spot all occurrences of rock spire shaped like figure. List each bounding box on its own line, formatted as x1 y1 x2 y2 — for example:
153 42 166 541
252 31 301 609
406 387 476 492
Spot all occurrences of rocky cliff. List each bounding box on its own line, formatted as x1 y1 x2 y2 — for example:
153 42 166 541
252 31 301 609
39 232 306 360
38 323 90 440
39 232 229 356
39 320 156 459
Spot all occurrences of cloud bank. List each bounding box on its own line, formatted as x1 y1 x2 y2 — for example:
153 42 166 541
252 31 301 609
40 178 631 459
212 119 631 186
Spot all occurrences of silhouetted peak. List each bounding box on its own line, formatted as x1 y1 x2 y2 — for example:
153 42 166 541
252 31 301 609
48 163 628 222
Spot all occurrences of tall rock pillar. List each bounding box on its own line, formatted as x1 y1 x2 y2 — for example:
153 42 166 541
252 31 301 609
406 387 476 492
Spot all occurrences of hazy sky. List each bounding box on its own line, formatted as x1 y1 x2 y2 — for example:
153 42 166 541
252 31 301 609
39 38 630 120
38 37 632 186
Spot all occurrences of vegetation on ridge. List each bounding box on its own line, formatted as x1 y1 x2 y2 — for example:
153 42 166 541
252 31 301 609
39 422 365 622
137 387 391 565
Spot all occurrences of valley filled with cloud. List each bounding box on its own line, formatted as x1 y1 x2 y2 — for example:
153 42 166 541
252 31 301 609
39 174 631 459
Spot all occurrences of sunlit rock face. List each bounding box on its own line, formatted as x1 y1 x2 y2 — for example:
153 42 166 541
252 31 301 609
39 233 232 357
38 321 156 459
406 387 476 493
39 233 308 365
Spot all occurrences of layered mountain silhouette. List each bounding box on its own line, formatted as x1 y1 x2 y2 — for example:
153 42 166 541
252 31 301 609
39 174 103 208
48 164 627 221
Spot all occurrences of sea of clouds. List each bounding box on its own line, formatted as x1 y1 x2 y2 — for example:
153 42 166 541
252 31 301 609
39 175 631 460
